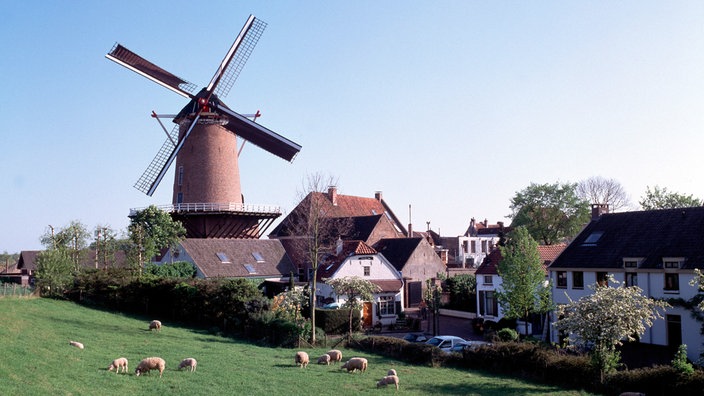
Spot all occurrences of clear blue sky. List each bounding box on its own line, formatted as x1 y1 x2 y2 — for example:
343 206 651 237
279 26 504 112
2 1 704 253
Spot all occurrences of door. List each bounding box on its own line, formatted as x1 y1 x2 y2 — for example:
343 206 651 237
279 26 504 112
363 302 373 327
667 314 682 350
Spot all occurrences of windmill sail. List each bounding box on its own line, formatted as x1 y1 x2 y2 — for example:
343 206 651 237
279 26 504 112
106 44 197 99
134 123 179 195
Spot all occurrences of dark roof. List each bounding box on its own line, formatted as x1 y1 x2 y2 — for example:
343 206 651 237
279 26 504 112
180 239 295 278
372 238 423 272
550 207 704 270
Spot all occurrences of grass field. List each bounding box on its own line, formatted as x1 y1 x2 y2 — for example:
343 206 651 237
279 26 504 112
0 298 597 395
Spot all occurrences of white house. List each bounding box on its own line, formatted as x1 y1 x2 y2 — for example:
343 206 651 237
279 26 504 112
317 240 404 328
457 218 509 268
548 204 704 362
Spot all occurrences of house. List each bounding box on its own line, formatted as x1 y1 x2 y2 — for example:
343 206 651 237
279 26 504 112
373 237 447 308
316 240 404 328
15 249 129 286
475 243 566 334
458 218 510 268
548 204 704 362
270 188 407 281
158 239 296 297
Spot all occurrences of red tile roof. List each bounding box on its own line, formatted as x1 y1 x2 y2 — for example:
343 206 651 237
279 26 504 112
474 244 566 275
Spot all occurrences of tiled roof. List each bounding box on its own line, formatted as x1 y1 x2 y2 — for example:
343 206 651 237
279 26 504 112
317 240 377 280
369 279 403 292
181 239 295 278
475 244 566 275
550 207 704 270
372 238 423 272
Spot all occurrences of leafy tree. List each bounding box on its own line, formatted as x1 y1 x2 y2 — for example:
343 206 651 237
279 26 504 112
690 268 704 312
639 185 702 210
495 226 551 336
444 274 476 311
41 221 90 271
509 182 590 245
144 261 196 278
554 277 670 382
127 205 186 274
91 225 119 269
576 176 631 212
326 276 380 339
35 249 74 298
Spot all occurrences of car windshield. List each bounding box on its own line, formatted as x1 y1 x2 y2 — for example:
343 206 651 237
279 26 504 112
426 337 443 346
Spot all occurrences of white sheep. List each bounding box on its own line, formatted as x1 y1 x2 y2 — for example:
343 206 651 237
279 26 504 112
149 320 162 332
135 357 166 377
317 354 331 365
69 340 84 349
387 368 397 376
326 349 342 364
178 358 197 372
295 351 309 368
341 357 367 373
376 374 400 390
107 357 128 374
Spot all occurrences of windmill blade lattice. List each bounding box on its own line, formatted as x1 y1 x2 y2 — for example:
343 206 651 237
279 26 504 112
134 123 180 195
212 17 267 99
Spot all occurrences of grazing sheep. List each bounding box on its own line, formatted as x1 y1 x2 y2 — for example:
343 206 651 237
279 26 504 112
107 357 128 374
135 357 166 377
341 357 367 373
387 369 397 376
326 349 342 364
69 341 84 349
149 320 162 332
376 374 399 390
295 351 309 368
317 354 331 365
178 358 197 372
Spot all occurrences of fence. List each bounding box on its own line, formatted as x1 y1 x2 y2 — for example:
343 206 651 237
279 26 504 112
0 283 34 297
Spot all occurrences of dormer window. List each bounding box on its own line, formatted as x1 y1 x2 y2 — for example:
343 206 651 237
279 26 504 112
251 252 265 263
216 252 230 264
664 261 682 269
582 231 604 246
623 258 643 269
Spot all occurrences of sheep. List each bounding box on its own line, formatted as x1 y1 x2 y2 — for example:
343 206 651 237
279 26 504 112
317 354 331 365
376 374 400 390
340 357 367 373
326 349 342 364
387 368 397 376
68 340 84 349
178 358 197 372
135 357 166 377
107 357 128 374
149 320 162 332
295 351 309 368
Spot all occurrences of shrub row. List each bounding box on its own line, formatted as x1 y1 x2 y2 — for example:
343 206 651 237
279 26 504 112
350 337 704 395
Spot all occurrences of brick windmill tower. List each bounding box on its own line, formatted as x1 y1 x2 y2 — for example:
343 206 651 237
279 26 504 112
106 15 301 238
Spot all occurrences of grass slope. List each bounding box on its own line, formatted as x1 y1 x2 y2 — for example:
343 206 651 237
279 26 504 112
0 298 596 395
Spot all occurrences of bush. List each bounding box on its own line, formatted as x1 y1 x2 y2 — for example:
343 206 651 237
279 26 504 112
497 328 519 342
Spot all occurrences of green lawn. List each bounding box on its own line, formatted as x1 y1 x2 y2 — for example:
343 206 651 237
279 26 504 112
0 298 596 395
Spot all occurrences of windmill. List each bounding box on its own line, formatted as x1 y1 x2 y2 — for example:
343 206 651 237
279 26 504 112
107 15 301 239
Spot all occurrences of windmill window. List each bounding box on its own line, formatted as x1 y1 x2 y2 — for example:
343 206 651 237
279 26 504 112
244 264 256 274
216 252 230 264
251 252 265 262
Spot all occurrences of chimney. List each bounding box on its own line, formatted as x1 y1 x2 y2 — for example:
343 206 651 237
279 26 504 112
591 204 609 220
374 191 382 201
328 186 338 206
483 219 488 227
497 221 504 228
407 204 413 237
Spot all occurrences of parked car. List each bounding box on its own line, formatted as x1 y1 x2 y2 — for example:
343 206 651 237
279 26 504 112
322 302 341 309
449 340 492 353
425 335 467 353
403 333 428 343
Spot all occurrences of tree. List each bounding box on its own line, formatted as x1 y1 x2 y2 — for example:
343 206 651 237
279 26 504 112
92 225 119 269
35 249 74 297
554 277 670 382
444 273 476 311
576 176 631 212
639 185 702 210
127 205 186 274
278 173 352 345
689 268 704 312
509 182 590 245
41 221 90 271
495 226 551 336
326 276 380 339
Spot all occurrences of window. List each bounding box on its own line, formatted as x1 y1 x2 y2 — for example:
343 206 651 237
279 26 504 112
243 264 256 274
481 240 488 253
483 291 497 316
664 261 680 269
379 296 395 315
216 252 230 264
556 271 567 288
488 240 494 251
483 275 493 285
665 273 679 292
363 266 370 276
471 241 476 253
625 272 638 287
624 261 638 268
582 231 604 246
597 272 609 287
177 192 183 204
251 252 265 262
462 241 468 254
572 271 584 289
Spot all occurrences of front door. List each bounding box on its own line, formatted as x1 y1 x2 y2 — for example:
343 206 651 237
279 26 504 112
363 302 373 327
667 314 682 349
